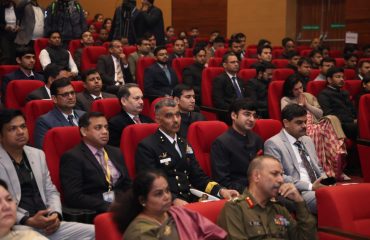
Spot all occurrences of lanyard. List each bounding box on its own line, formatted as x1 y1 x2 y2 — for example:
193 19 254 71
102 149 112 191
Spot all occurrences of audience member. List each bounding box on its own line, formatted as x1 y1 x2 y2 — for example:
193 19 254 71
314 57 336 81
309 49 323 69
286 50 300 72
34 78 85 148
280 37 296 59
144 46 178 100
108 83 153 147
357 60 370 80
127 38 154 80
257 38 271 48
246 62 275 118
144 32 157 51
26 63 69 102
93 13 104 23
0 0 18 64
250 44 273 68
318 67 358 140
75 69 116 111
1 46 44 103
110 0 138 44
310 37 321 50
319 45 330 58
74 30 95 70
60 112 132 213
172 84 205 138
87 24 96 33
135 98 239 205
356 76 370 109
182 47 207 104
168 38 185 64
164 25 175 43
0 109 94 239
94 28 109 46
265 104 327 214
211 99 263 193
137 0 165 45
112 169 227 240
208 30 220 44
362 44 370 58
97 40 133 94
208 36 225 58
217 155 316 239
213 52 245 110
103 18 112 32
233 32 247 58
228 38 243 61
343 53 358 70
39 31 78 77
286 57 312 89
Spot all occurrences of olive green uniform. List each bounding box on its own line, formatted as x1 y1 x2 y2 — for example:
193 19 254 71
217 190 316 240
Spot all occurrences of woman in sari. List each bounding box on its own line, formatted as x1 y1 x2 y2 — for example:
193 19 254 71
111 169 227 240
281 77 349 180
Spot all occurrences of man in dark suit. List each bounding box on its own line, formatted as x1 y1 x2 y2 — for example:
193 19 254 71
172 84 205 138
168 38 185 65
212 52 246 110
144 46 178 100
1 46 44 102
26 63 69 102
75 69 116 111
135 98 239 206
96 40 133 94
34 78 85 149
108 83 153 147
60 112 132 213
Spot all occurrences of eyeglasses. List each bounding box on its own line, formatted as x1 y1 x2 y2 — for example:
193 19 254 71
56 91 76 98
243 111 259 119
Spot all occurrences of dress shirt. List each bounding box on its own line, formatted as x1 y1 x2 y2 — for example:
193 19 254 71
32 6 44 40
159 129 182 157
226 72 242 95
61 111 78 126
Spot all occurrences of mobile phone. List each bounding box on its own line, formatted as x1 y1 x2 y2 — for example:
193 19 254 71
320 177 336 186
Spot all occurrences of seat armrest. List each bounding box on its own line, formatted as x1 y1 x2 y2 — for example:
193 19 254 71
318 226 370 240
357 138 370 146
199 105 228 114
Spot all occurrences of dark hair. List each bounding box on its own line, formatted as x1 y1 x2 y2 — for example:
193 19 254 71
297 57 312 66
172 84 193 98
103 18 112 26
362 44 370 52
234 32 246 40
0 109 25 133
136 37 148 46
282 37 294 47
166 26 174 32
0 179 8 190
15 46 35 59
222 51 236 63
229 38 241 47
192 46 205 56
78 112 105 128
81 69 99 82
283 76 302 98
109 40 121 49
43 63 64 82
153 45 166 56
326 67 344 79
172 38 184 45
93 13 103 21
48 31 61 39
117 83 140 100
359 60 370 68
281 104 307 121
320 57 336 67
261 61 275 69
362 76 370 85
50 78 72 96
309 49 322 58
228 98 257 115
213 36 225 44
257 45 272 55
344 52 358 61
111 169 167 233
253 63 266 74
286 50 299 59
143 32 155 39
257 39 271 48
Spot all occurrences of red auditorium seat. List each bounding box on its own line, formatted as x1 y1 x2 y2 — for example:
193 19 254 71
272 49 284 59
187 121 228 176
240 58 258 69
309 69 320 80
90 98 121 119
296 46 311 54
344 69 356 80
24 100 54 146
272 59 289 68
238 69 257 83
120 123 159 178
271 68 295 81
357 94 370 182
246 48 257 58
34 38 49 72
317 184 370 239
201 67 224 120
4 80 45 110
185 48 193 57
172 57 195 83
300 49 311 57
208 57 222 67
102 41 110 50
166 47 174 55
247 44 257 49
193 37 209 46
68 39 82 57
252 119 282 142
123 45 137 56
184 200 227 223
306 81 327 96
149 97 166 121
329 49 342 58
0 65 18 97
80 46 107 71
335 58 345 67
136 57 156 91
267 81 284 120
94 213 121 240
343 80 362 101
214 48 229 58
71 81 85 93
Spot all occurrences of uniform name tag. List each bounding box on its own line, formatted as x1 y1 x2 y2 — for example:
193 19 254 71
160 158 171 164
103 191 115 203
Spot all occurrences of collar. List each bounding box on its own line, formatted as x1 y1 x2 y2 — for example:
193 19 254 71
125 111 138 121
327 85 341 91
84 142 103 156
283 129 299 145
159 128 177 144
90 93 102 99
157 62 168 69
226 71 237 79
229 127 249 139
60 109 76 119
20 68 35 78
44 86 51 97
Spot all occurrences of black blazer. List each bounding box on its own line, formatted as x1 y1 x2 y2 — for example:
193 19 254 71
75 90 116 112
108 110 153 147
144 63 178 99
60 142 132 213
25 86 50 102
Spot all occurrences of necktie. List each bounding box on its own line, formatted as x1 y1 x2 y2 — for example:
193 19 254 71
96 150 112 187
173 140 182 157
231 77 243 98
294 141 317 183
133 115 141 124
115 59 124 85
67 114 75 126
163 65 172 85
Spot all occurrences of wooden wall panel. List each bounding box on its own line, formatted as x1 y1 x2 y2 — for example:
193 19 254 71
345 0 370 47
172 0 227 38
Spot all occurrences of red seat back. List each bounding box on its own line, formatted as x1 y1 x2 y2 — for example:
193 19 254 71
300 49 311 57
306 81 327 96
201 67 224 107
81 46 107 71
268 81 284 120
272 49 284 59
329 50 342 58
358 94 370 140
335 58 345 67
120 123 159 178
0 65 18 96
172 57 195 83
71 81 85 93
252 119 282 142
68 39 82 57
359 58 370 67
272 59 289 68
184 200 227 223
309 69 320 80
344 69 356 80
185 48 193 57
296 46 311 54
214 48 229 58
123 46 137 56
24 100 54 146
94 213 122 240
208 57 222 67
90 98 121 119
240 58 258 69
149 97 166 121
272 68 295 81
246 49 257 58
5 80 45 110
34 38 49 72
343 80 362 101
238 69 257 83
187 121 228 176
136 57 156 91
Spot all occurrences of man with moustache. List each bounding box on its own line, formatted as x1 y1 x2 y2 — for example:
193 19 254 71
60 112 132 213
264 104 326 214
218 155 316 239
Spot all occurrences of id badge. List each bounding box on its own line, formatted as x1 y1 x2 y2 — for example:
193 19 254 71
103 191 115 203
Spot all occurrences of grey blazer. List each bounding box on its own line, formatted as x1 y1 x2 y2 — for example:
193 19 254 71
15 3 44 45
0 145 61 223
264 130 325 191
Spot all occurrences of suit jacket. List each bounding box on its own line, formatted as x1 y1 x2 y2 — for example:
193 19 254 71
264 130 324 192
96 54 133 94
137 5 165 45
182 62 204 104
34 107 85 149
144 63 178 99
75 90 116 112
135 130 222 202
60 142 131 213
127 51 154 80
25 86 50 102
178 112 205 138
212 72 246 110
0 145 61 223
108 110 153 147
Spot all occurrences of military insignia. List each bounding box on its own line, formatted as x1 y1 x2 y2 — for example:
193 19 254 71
159 152 168 159
274 215 290 226
245 196 254 208
160 158 171 165
248 220 261 226
186 144 193 154
163 225 171 236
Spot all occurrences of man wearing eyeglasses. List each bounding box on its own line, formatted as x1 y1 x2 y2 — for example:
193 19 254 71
211 99 263 194
34 78 85 149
